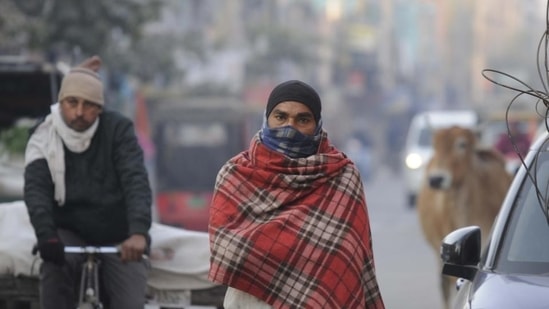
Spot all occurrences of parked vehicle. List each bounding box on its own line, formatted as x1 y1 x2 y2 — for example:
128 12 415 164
441 130 549 308
148 95 258 232
401 109 479 207
0 57 63 202
478 110 539 174
0 58 58 308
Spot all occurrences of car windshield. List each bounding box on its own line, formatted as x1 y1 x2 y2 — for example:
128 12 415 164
496 150 549 274
418 127 433 147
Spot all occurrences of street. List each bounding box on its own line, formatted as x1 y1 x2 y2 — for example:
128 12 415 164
365 167 445 309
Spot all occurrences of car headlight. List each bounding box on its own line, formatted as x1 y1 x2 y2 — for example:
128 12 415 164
405 153 423 169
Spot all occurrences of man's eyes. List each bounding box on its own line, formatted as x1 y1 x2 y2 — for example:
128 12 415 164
83 102 97 109
273 114 312 124
66 99 97 109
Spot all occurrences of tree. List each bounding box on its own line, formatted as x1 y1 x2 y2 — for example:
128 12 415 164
0 0 161 57
244 24 319 79
103 33 182 85
0 1 31 54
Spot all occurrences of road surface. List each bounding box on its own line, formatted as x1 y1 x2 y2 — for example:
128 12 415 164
366 167 445 309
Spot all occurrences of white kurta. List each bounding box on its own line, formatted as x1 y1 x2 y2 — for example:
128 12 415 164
223 287 273 309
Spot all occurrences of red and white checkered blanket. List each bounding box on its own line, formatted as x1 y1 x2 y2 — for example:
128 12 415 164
208 134 385 308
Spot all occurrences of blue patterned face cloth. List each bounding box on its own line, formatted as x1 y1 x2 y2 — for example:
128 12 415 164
260 117 323 158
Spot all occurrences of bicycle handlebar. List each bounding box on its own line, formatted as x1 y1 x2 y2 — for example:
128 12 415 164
32 244 147 259
64 246 148 260
64 246 120 254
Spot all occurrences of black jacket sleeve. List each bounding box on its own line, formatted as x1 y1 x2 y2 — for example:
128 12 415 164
112 117 152 238
24 158 58 242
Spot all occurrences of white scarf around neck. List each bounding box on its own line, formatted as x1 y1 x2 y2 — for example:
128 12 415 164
24 103 99 206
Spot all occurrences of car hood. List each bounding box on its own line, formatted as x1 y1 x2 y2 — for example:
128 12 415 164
469 272 549 308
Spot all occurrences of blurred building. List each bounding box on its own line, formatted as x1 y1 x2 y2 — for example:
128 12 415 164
471 0 546 112
141 0 547 170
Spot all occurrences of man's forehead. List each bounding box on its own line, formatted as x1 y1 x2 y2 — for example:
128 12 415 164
271 101 313 114
63 96 102 106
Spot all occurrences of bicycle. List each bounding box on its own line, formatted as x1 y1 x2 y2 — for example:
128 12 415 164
65 246 119 309
32 245 121 309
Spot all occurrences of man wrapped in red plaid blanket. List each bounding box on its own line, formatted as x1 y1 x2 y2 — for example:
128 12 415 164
208 80 385 308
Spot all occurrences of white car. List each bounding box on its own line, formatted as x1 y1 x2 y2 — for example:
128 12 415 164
402 110 479 207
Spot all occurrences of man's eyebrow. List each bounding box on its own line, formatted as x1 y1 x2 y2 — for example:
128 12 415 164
272 109 288 115
271 109 313 118
296 112 313 118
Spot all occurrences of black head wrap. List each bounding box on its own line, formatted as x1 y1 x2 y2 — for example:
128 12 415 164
266 80 321 122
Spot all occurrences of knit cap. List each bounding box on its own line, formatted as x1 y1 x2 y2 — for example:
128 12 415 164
58 67 104 105
266 80 321 122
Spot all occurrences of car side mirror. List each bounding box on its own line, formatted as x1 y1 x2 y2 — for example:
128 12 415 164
440 226 481 281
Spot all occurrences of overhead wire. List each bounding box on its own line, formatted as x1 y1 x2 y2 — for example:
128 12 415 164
480 0 549 219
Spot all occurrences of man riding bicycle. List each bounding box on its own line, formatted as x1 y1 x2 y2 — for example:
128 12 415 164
24 55 152 309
